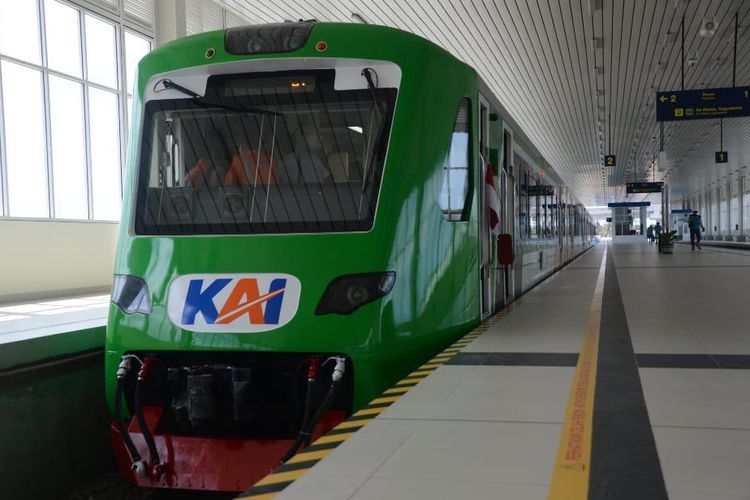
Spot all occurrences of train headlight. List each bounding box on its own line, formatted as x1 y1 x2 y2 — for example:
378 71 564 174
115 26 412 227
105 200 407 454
316 272 396 315
111 275 152 315
224 22 313 55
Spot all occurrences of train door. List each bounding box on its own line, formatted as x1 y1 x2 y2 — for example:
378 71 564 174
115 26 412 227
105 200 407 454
497 167 508 307
557 187 564 267
479 95 491 318
501 129 515 302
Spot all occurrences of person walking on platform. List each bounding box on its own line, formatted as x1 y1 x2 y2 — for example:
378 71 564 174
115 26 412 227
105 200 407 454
687 210 705 250
646 224 655 244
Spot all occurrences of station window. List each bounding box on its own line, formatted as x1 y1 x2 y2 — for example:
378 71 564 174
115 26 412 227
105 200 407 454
439 98 472 221
0 0 153 220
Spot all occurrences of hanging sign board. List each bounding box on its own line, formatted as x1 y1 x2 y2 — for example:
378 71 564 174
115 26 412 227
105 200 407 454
671 209 692 214
715 151 728 163
626 182 664 194
608 202 651 208
604 155 616 166
656 86 750 122
526 185 555 196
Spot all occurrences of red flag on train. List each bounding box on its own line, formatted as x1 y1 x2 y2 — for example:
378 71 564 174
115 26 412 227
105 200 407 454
485 166 500 234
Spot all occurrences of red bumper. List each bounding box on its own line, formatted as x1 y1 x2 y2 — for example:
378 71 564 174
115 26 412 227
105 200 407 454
111 406 344 491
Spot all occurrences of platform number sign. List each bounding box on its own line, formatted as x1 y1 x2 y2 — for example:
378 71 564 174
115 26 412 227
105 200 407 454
715 151 728 164
604 155 616 167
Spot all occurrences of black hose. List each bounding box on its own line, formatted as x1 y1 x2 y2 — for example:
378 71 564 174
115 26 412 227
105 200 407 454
279 376 317 464
302 380 340 447
134 378 160 466
114 377 142 463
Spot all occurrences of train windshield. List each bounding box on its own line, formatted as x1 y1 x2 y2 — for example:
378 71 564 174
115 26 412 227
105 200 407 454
134 70 397 235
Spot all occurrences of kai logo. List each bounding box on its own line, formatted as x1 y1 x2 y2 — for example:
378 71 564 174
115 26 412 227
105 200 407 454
167 274 301 333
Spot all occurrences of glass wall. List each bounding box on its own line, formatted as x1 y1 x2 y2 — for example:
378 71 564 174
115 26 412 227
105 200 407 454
0 0 152 220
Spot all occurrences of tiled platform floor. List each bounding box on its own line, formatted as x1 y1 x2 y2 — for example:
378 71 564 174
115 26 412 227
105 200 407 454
276 242 750 500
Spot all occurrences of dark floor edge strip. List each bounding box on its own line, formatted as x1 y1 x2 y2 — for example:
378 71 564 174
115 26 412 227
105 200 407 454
447 352 750 369
447 352 579 367
589 246 668 499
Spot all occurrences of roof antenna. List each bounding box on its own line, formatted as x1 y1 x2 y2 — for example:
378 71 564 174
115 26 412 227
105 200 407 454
351 12 368 24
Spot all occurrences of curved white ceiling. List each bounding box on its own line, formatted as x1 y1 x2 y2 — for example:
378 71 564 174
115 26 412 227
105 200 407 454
216 0 750 206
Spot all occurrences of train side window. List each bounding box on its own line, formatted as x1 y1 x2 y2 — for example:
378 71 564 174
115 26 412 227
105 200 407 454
517 162 529 239
438 98 472 221
528 176 538 239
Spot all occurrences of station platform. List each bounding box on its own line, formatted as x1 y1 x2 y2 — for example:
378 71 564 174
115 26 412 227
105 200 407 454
0 293 108 371
248 242 750 500
0 293 111 500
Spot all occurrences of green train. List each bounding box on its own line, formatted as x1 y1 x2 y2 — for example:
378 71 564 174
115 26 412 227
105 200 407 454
106 21 594 491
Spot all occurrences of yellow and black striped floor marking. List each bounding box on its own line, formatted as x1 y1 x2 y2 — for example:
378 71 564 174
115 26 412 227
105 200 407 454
236 304 519 499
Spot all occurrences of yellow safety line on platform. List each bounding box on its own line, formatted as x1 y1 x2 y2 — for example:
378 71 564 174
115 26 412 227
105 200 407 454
419 363 443 369
314 432 356 444
383 386 410 395
547 250 607 500
395 377 425 386
333 418 375 429
252 469 307 486
285 449 332 464
370 395 402 405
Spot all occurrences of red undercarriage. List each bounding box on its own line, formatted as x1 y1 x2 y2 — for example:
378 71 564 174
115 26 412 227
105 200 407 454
111 406 346 492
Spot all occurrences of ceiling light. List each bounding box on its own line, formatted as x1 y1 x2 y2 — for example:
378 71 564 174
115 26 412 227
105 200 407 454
699 18 718 37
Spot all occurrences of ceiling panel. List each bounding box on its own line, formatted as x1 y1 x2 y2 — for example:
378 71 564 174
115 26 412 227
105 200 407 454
215 0 750 206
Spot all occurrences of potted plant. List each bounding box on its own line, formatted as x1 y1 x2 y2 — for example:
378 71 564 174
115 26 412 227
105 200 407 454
658 230 679 254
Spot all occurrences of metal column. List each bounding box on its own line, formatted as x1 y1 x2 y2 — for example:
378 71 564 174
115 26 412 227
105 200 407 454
726 182 732 241
739 177 746 242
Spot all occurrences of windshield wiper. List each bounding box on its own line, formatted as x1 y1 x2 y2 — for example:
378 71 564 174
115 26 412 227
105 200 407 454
156 79 281 116
357 69 391 214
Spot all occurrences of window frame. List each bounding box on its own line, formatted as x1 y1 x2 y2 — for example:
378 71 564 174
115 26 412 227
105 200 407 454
439 97 473 222
0 0 153 221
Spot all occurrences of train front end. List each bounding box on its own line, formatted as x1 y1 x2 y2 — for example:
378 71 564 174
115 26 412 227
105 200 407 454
105 23 410 491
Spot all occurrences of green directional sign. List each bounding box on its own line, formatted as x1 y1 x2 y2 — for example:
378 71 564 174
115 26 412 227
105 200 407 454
656 86 750 122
